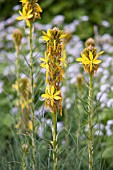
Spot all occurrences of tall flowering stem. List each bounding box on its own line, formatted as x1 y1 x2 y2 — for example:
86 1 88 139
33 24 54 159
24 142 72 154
88 73 93 170
12 29 23 110
76 38 104 170
17 1 42 169
29 22 36 170
41 28 67 170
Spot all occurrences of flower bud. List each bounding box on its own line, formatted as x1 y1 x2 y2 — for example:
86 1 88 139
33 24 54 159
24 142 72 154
85 38 95 48
12 29 23 47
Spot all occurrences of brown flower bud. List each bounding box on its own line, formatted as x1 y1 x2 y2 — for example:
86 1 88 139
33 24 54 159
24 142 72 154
76 74 84 89
12 29 23 47
85 38 95 47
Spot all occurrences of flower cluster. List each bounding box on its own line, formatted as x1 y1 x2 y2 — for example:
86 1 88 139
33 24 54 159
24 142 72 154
13 78 32 131
17 0 42 27
76 38 104 75
41 27 67 116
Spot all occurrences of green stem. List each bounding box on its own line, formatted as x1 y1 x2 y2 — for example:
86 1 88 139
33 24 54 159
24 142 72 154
88 73 93 170
30 23 36 170
22 152 26 170
52 112 58 170
16 45 27 170
16 45 21 109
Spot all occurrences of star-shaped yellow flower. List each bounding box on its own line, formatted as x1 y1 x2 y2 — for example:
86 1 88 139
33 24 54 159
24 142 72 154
17 6 33 27
42 29 52 42
60 50 67 67
76 51 104 72
42 29 67 42
40 52 49 82
41 86 61 106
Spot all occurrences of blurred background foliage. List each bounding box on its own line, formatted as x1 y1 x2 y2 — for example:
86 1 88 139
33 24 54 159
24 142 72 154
0 0 113 38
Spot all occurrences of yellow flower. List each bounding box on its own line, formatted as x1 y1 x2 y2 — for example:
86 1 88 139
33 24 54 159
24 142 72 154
28 120 33 130
21 98 32 109
60 50 67 67
17 6 33 27
42 29 52 42
76 51 104 72
40 52 49 82
42 28 67 42
41 86 61 106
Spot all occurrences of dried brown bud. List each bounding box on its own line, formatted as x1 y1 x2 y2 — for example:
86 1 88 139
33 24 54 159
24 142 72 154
53 27 59 32
76 74 84 87
12 29 23 47
85 38 95 48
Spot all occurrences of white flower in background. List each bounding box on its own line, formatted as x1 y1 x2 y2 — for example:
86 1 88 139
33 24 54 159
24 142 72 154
105 124 112 136
100 84 110 92
0 81 4 93
107 120 113 125
101 20 110 28
107 99 113 107
95 130 103 136
52 15 65 25
80 15 89 21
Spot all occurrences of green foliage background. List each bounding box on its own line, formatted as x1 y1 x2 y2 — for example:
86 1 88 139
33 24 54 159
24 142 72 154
0 0 113 37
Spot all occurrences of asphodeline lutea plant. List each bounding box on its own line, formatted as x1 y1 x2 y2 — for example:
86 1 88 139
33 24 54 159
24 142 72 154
17 0 42 27
12 77 33 170
12 29 23 119
76 38 104 170
12 78 32 131
17 1 42 170
41 27 67 170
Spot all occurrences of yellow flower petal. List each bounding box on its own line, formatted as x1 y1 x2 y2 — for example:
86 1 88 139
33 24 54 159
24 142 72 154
82 61 90 64
90 64 92 72
17 16 23 20
76 58 83 62
40 58 46 61
93 60 102 64
42 36 50 41
89 51 93 61
41 94 50 99
59 34 67 39
40 64 46 68
54 90 61 96
54 96 61 100
51 86 54 95
26 20 31 27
